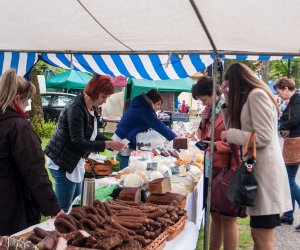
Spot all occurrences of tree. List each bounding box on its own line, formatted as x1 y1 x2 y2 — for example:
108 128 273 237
29 67 43 121
269 59 300 88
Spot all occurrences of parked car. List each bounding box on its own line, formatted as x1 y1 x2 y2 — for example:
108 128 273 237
41 92 76 122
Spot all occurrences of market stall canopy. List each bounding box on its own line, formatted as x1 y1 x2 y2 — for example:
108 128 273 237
46 69 92 89
128 78 194 99
0 0 300 77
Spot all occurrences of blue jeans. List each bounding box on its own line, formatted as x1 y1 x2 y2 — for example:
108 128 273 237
283 165 300 218
49 168 82 212
119 155 129 170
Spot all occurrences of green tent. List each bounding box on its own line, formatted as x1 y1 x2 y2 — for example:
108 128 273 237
46 69 92 89
125 77 194 100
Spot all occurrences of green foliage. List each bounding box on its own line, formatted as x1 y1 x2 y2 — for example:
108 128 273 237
34 60 67 76
224 59 260 73
31 117 56 139
269 59 300 88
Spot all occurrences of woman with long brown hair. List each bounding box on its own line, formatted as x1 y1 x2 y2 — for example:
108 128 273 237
220 63 291 250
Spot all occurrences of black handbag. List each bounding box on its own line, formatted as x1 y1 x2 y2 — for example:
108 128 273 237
227 132 258 207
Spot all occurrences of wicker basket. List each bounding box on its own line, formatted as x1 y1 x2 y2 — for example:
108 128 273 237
165 215 187 241
143 231 169 250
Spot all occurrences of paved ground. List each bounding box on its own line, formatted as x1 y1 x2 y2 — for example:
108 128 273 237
274 169 300 250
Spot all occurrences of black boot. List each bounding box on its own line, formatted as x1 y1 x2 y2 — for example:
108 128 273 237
280 215 294 225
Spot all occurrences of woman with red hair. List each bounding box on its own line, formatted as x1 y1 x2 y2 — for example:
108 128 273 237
45 75 126 212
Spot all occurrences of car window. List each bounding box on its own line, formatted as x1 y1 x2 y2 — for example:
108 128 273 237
41 95 52 107
52 95 73 107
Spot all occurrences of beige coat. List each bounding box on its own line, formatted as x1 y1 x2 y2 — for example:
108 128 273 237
222 88 292 216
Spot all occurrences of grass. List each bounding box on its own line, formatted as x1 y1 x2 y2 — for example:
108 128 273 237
196 217 253 250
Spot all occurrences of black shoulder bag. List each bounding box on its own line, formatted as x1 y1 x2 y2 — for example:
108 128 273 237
227 132 258 207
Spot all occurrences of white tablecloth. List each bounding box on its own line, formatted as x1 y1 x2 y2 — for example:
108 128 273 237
185 174 204 230
165 221 199 250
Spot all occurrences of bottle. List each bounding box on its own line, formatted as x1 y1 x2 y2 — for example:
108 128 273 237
81 171 95 206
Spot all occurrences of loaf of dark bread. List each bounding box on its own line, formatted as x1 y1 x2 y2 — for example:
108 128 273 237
119 187 141 202
147 192 186 207
148 177 171 194
173 138 188 150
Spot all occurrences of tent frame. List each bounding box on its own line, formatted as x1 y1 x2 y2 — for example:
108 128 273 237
1 0 297 249
1 49 300 57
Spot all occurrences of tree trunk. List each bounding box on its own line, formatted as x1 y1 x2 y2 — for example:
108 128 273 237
291 64 300 88
261 60 269 84
29 67 44 121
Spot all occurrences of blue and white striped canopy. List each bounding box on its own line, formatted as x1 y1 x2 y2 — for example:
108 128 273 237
0 52 298 80
41 53 214 80
0 52 38 76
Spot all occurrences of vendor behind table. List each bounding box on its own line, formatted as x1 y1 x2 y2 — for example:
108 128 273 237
45 75 126 213
113 89 176 169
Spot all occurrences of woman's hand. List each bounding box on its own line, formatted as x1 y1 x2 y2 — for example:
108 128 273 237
220 130 228 141
200 106 210 121
280 130 290 138
106 140 127 151
220 80 229 106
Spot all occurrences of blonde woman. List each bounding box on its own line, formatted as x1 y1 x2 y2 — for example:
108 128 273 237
0 69 62 235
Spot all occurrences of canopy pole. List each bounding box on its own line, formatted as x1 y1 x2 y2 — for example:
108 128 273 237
76 0 133 51
188 1 219 250
189 0 217 51
202 56 219 250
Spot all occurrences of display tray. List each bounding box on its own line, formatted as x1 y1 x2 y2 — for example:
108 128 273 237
165 214 187 241
143 231 169 250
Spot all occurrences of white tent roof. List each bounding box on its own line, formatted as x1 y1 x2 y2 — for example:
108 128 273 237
1 0 300 55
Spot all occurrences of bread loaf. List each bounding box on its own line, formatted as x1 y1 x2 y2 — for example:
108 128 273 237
148 177 171 194
173 138 188 150
147 192 186 207
119 187 141 202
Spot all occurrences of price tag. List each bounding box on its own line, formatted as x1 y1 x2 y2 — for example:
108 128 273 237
185 164 191 172
163 170 169 177
171 166 180 175
147 162 158 171
191 155 196 163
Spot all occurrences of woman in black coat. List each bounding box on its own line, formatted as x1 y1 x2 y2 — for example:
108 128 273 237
275 77 300 230
0 69 62 235
45 75 126 212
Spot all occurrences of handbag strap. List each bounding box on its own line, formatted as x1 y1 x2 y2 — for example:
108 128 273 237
243 132 256 159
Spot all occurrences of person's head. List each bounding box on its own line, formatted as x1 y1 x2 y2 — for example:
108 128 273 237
146 89 163 111
0 69 35 113
191 76 221 108
84 75 114 106
183 100 186 103
225 63 278 128
273 77 296 101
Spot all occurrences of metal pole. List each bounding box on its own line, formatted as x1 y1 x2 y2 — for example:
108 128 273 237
203 55 219 250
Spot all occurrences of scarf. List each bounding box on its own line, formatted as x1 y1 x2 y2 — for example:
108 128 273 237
12 103 27 119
